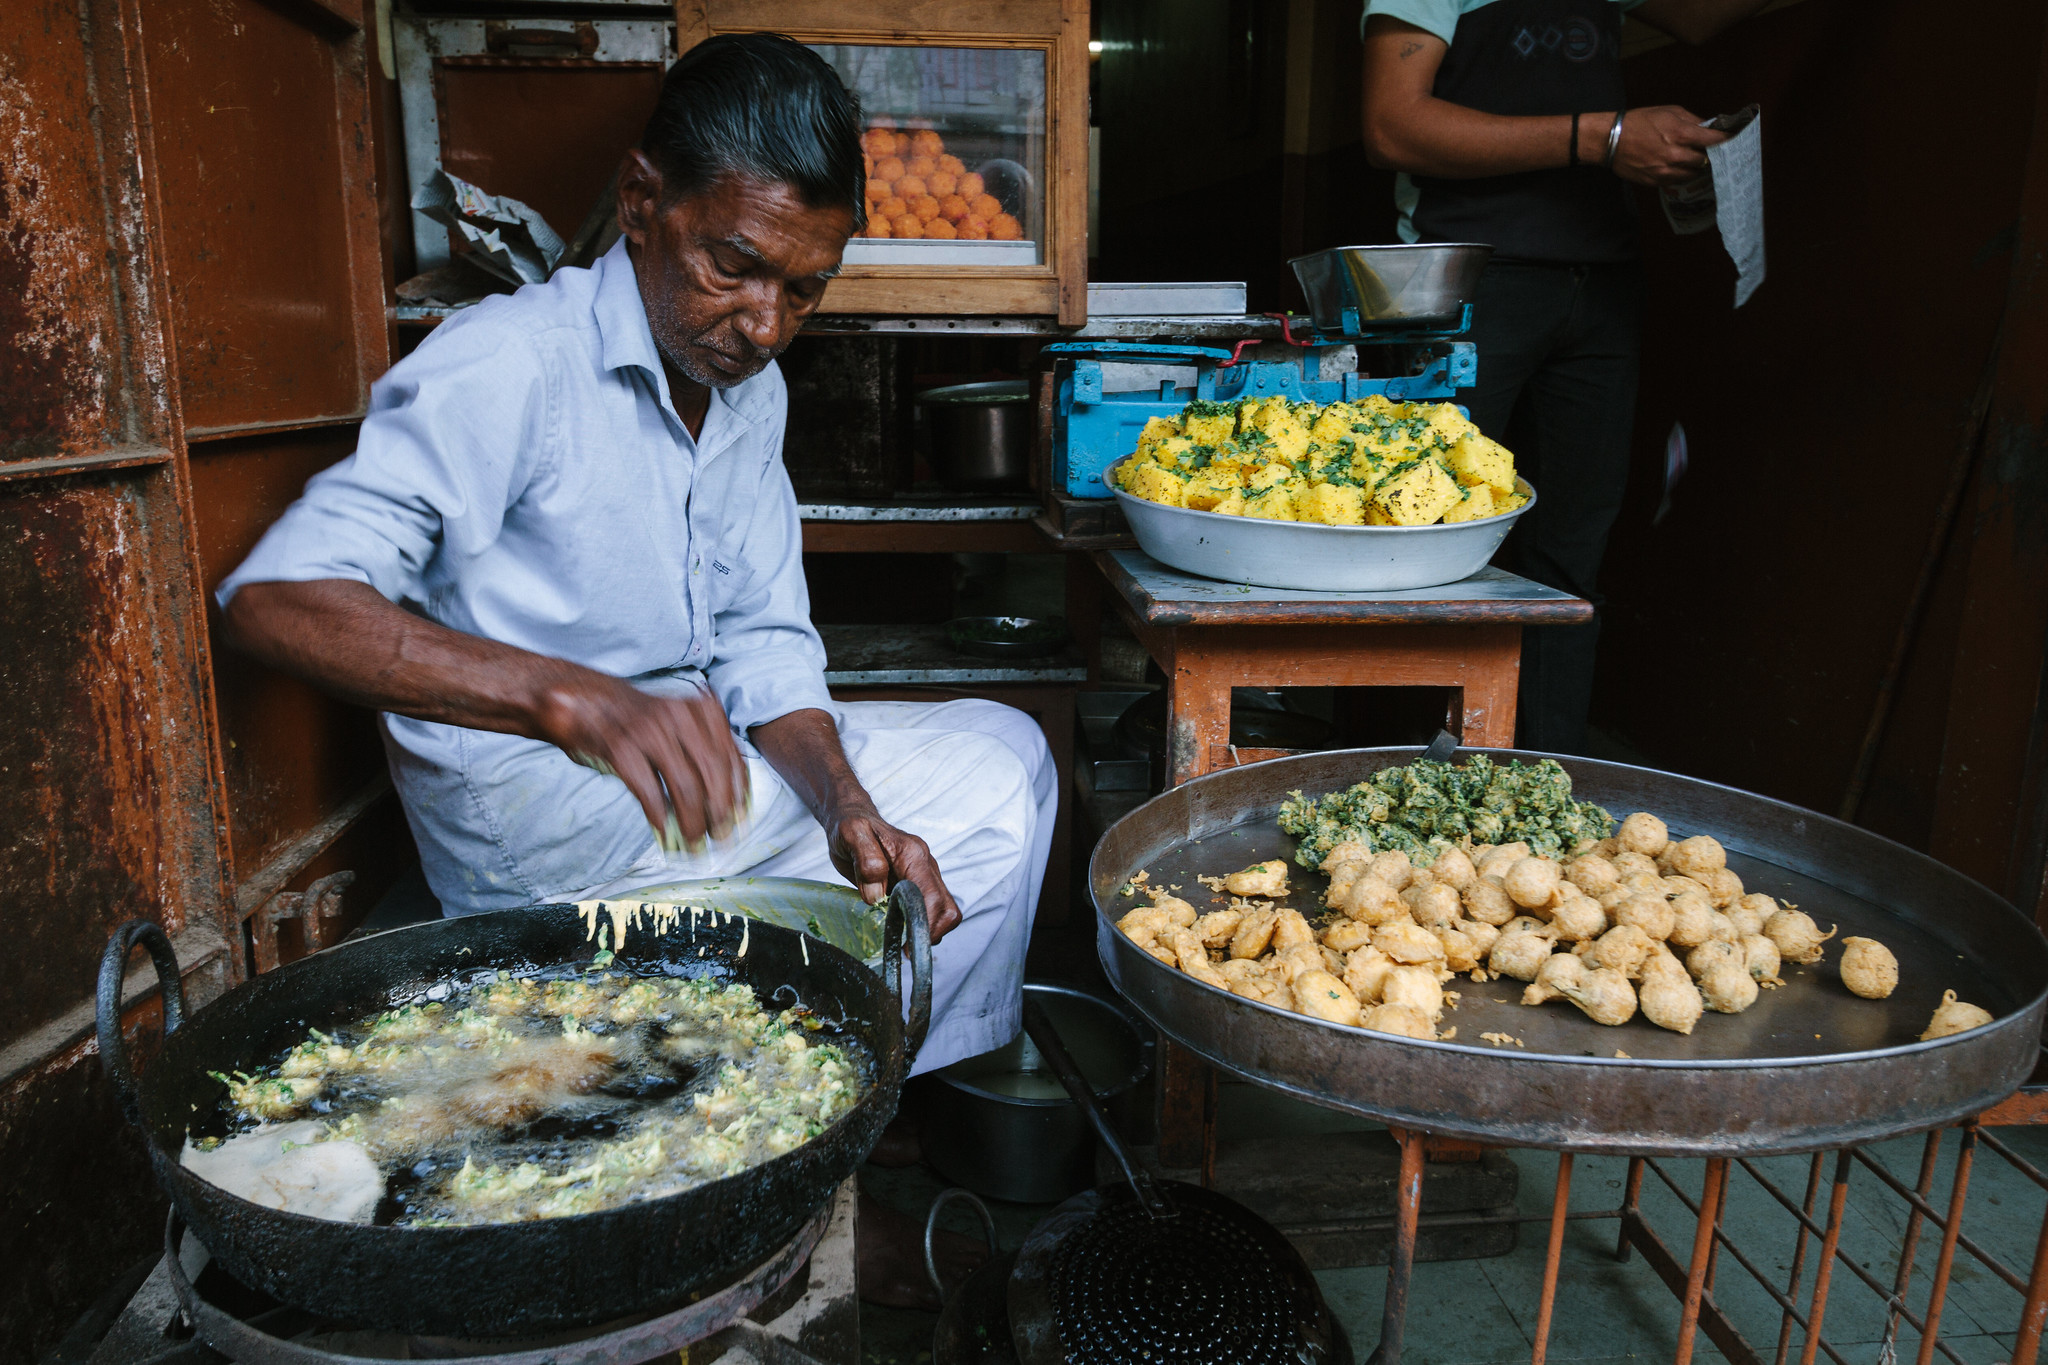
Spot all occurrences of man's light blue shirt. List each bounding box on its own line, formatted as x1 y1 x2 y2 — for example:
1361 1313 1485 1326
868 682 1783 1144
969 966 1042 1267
219 237 832 913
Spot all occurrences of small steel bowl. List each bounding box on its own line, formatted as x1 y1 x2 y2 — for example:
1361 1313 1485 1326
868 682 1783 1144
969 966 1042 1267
1289 243 1493 331
1106 455 1534 592
945 615 1070 660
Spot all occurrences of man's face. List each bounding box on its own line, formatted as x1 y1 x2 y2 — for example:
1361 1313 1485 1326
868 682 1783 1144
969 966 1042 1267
618 154 855 390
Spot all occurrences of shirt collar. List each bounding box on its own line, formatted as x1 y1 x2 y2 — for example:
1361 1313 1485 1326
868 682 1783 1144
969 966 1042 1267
592 237 777 439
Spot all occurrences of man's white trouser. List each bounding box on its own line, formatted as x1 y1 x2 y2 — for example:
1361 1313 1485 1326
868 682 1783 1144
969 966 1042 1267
568 698 1055 1075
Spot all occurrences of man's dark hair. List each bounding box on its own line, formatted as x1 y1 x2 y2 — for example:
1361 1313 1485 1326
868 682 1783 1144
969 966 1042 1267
641 33 866 229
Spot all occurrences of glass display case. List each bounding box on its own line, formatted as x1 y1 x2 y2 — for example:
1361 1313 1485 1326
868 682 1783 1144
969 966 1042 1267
680 1 1089 323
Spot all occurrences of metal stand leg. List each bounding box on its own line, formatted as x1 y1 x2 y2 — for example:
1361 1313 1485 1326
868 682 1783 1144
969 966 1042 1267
1877 1132 1944 1362
1914 1122 1977 1365
2009 1169 2048 1365
1200 1067 1219 1191
1616 1157 1646 1262
1530 1153 1575 1365
1369 1127 1427 1365
1673 1159 1729 1365
1798 1151 1855 1365
1774 1153 1827 1365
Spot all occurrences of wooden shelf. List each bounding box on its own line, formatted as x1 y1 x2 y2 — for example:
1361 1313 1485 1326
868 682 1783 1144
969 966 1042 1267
800 500 1051 553
819 624 1084 686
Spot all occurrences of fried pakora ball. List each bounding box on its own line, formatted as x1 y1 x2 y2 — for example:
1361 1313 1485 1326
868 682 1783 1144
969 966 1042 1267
1698 962 1760 1014
1667 895 1719 950
1640 971 1705 1035
1587 924 1654 979
1404 882 1464 931
890 214 924 239
876 196 908 220
1489 925 1557 982
1375 919 1447 966
1370 849 1415 891
1167 928 1228 988
1666 835 1728 879
1432 847 1478 892
1921 991 1994 1040
1319 918 1372 953
1436 923 1484 973
1270 908 1316 952
862 218 891 238
1344 945 1395 1004
1363 1001 1436 1040
910 128 945 157
875 157 907 183
906 154 938 179
1727 895 1771 939
1837 936 1899 999
1504 857 1562 909
1230 908 1278 959
1618 812 1670 857
938 193 970 222
1291 970 1363 1026
1116 906 1177 965
990 213 1024 241
1475 842 1531 879
1550 895 1608 943
1380 964 1445 1021
1703 867 1745 909
1763 908 1836 965
1334 873 1407 926
968 192 1002 221
1320 841 1373 873
1741 933 1783 987
1461 878 1515 926
1561 966 1638 1026
1615 893 1676 942
1612 849 1660 880
924 218 958 239
1521 950 1584 1006
1224 859 1290 898
1685 940 1744 979
957 217 989 240
958 172 986 199
865 177 891 202
1193 909 1244 947
1567 853 1621 897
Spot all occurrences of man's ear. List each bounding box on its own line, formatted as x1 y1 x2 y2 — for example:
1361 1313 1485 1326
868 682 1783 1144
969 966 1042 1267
615 150 665 245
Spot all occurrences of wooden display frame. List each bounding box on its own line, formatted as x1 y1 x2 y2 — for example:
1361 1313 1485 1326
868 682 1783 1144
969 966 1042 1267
677 0 1090 324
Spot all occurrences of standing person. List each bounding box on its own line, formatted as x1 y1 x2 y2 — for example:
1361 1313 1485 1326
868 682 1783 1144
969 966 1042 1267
1360 0 1767 751
218 32 1043 1306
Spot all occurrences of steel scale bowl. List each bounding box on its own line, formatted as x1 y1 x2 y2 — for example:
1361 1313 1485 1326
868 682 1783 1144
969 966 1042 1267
1091 747 2048 1156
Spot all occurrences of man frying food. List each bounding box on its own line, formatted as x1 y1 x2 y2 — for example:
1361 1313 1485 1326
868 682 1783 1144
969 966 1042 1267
218 33 1045 1304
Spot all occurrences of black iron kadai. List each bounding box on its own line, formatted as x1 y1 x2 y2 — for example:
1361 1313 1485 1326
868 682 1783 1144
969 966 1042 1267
95 881 931 1338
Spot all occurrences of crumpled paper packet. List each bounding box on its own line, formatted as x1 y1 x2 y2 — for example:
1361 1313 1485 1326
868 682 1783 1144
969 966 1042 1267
411 169 566 287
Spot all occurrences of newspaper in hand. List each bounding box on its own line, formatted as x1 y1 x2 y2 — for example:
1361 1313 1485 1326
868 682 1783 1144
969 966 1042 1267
1659 105 1765 307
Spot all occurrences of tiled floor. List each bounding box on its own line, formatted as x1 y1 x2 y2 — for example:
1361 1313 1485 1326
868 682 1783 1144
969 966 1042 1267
859 1087 2048 1365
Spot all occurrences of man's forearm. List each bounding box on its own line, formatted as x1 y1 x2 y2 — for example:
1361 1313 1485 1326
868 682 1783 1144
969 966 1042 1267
751 708 869 824
222 578 588 737
1365 96 1615 178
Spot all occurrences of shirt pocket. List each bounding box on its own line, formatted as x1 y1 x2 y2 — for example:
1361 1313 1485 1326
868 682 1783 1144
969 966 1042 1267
701 540 760 621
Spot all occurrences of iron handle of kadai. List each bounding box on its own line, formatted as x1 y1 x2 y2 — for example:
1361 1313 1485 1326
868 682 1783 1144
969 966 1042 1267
96 919 187 1128
884 881 934 1065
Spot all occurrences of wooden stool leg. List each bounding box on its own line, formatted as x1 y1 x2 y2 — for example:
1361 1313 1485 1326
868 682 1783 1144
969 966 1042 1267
1458 626 1523 747
1165 646 1230 787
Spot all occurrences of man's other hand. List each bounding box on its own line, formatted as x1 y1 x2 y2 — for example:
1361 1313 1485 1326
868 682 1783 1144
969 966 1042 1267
827 803 963 941
1610 106 1729 186
534 676 748 847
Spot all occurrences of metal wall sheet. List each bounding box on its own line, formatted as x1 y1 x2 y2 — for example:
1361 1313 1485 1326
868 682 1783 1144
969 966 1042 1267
0 473 225 1038
138 0 383 436
188 430 389 873
0 0 171 463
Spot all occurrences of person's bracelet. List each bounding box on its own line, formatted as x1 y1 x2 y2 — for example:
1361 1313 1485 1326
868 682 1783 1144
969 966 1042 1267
1569 111 1582 167
1604 110 1626 168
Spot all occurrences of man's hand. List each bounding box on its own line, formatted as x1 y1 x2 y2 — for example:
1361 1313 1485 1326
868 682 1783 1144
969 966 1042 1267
531 676 747 847
1607 106 1728 186
750 708 963 941
825 800 963 941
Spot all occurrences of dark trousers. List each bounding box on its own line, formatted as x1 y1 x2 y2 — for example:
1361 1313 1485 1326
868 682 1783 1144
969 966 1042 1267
1462 259 1643 754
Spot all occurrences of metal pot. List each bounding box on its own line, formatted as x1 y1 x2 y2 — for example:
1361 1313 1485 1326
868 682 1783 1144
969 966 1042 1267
919 380 1034 492
95 881 930 1338
917 983 1152 1204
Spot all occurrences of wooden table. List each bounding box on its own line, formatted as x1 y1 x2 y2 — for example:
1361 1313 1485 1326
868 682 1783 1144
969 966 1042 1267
1077 550 1592 1165
1080 550 1593 786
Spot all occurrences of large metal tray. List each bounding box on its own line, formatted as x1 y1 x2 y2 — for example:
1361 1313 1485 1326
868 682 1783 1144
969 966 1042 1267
1093 748 2048 1156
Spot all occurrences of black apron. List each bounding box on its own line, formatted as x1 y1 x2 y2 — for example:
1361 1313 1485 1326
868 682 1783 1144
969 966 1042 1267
1408 0 1638 263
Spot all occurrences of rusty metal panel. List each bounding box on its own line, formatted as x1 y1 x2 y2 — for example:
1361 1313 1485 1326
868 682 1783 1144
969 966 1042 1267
0 0 175 464
187 430 389 870
436 63 664 240
137 0 386 437
0 473 226 1035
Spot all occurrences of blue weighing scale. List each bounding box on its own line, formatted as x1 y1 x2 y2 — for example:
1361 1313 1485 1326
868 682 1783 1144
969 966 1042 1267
1049 309 1478 499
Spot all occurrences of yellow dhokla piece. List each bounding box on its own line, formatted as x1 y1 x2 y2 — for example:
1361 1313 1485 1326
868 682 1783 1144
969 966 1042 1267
1137 415 1183 458
1440 482 1498 523
1369 459 1462 526
1183 408 1236 446
1125 462 1188 507
1245 402 1312 463
1296 481 1367 525
1444 432 1516 493
1242 483 1298 520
